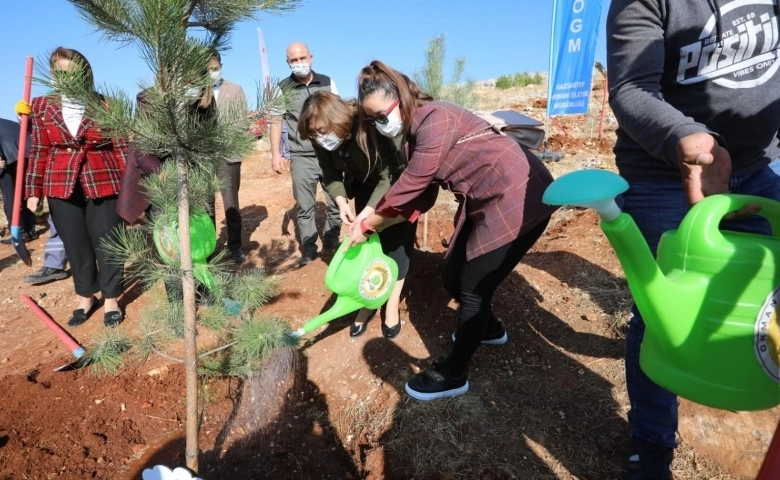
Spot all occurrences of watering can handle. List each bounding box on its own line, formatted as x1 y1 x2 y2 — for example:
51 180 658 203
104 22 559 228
682 194 780 243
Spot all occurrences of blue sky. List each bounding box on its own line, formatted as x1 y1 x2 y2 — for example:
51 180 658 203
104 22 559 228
0 1 609 119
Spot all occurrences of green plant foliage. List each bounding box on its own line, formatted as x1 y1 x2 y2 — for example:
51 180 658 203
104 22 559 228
495 75 514 90
227 315 299 377
198 355 227 377
226 268 280 313
413 34 477 108
198 304 233 331
78 328 133 377
496 72 545 90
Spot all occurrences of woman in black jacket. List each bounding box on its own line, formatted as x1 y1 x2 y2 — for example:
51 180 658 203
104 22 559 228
299 90 415 339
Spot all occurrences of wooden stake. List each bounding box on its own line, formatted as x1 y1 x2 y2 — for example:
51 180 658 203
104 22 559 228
177 154 199 473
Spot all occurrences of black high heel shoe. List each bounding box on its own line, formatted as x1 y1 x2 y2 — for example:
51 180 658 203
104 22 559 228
349 309 378 338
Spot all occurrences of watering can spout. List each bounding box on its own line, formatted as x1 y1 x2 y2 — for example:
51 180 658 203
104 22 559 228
291 296 365 337
543 170 679 340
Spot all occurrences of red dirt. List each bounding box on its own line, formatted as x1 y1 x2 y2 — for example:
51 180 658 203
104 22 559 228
0 87 777 480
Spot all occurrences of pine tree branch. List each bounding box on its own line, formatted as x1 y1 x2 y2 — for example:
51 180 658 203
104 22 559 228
198 341 238 360
184 0 202 25
152 346 184 363
66 0 136 44
143 328 168 338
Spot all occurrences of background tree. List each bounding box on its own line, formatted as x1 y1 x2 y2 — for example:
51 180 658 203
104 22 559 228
414 34 477 108
55 0 300 472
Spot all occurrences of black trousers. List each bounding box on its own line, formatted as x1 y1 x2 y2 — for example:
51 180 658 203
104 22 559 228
443 217 550 375
48 183 125 298
0 163 35 235
218 162 242 251
354 184 416 280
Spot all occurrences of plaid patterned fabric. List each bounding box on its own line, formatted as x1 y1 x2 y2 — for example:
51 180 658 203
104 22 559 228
375 101 557 260
25 95 127 200
115 142 163 224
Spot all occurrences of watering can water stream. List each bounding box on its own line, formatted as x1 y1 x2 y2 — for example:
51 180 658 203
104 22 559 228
291 235 398 337
543 169 780 411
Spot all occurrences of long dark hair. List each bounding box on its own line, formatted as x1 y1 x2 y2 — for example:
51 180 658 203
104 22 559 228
49 46 95 91
357 60 433 140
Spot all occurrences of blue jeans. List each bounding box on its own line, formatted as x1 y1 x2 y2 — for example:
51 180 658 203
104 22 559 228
617 161 780 449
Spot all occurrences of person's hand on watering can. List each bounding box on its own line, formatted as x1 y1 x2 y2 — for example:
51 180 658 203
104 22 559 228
677 132 762 219
353 206 375 228
344 214 382 248
677 132 731 203
345 212 409 248
335 196 355 226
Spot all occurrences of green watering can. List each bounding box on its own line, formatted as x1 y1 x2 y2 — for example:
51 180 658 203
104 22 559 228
543 169 780 411
153 210 217 291
290 234 398 337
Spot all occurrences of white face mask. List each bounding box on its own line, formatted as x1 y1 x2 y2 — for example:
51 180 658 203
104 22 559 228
209 70 221 84
315 132 344 151
375 109 403 138
183 87 202 104
290 62 311 78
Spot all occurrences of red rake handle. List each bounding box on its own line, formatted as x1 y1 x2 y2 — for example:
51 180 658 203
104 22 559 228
20 294 85 359
11 57 34 229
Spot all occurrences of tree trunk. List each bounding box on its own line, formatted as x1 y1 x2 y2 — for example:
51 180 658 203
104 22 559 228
177 153 199 472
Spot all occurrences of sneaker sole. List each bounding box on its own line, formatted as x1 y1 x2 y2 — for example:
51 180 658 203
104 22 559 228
404 381 469 401
451 331 508 345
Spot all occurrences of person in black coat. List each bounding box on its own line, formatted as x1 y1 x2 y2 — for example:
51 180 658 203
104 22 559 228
0 117 35 242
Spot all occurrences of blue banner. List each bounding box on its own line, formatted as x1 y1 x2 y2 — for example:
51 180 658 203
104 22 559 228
547 0 602 116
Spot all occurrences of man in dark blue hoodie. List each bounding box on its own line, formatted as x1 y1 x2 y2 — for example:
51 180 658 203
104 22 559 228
608 1 780 479
0 117 35 242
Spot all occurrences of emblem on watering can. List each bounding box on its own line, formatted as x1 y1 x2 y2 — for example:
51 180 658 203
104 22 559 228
359 259 392 300
756 287 780 382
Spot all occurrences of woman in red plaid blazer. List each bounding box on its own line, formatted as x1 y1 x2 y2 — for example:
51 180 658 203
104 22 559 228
348 60 558 402
25 47 127 329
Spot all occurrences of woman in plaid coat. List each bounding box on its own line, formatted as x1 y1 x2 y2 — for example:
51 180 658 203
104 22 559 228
348 60 558 401
25 47 127 328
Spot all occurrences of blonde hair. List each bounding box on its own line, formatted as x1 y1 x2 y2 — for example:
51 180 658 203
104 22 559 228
298 91 355 140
